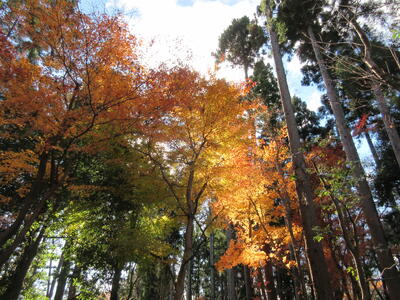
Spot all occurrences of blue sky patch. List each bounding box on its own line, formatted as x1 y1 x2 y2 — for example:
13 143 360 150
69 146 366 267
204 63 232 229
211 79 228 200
177 0 195 7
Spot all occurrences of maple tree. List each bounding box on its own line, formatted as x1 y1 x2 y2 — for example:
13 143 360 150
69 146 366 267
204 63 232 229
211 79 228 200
135 68 254 300
0 0 153 265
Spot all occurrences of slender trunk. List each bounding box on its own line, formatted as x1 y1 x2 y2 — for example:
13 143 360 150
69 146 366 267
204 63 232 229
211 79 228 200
275 162 306 300
257 269 268 300
308 25 400 299
371 279 386 300
372 81 400 167
126 264 137 300
0 226 46 300
67 265 80 300
364 131 380 167
341 275 352 300
46 246 53 298
210 231 216 300
54 255 71 300
0 153 48 246
243 265 253 300
345 14 400 91
186 259 192 300
226 226 237 300
244 64 249 81
312 161 371 300
288 243 304 300
264 6 334 299
264 260 278 300
48 253 63 299
276 267 285 300
174 215 194 300
110 264 122 300
0 195 48 268
350 272 362 300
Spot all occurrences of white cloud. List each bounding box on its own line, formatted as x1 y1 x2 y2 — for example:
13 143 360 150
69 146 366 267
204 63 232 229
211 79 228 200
107 0 260 81
285 55 302 78
307 91 322 112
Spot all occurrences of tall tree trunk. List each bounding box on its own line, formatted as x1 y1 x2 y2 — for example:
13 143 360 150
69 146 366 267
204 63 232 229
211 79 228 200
0 195 48 269
48 253 64 300
372 81 400 167
54 255 71 300
186 258 193 300
110 264 122 300
210 231 216 300
312 161 371 300
174 215 194 300
226 226 237 300
308 25 400 300
243 265 253 300
257 269 268 300
275 162 306 300
364 131 380 167
0 225 46 300
67 265 80 300
264 260 278 300
344 13 400 92
0 153 48 246
263 4 335 299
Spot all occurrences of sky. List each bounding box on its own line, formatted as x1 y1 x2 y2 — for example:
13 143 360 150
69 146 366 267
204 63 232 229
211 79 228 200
80 0 323 111
79 0 372 162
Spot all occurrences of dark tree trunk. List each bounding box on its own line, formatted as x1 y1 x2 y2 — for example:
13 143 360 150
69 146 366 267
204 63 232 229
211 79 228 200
0 225 46 300
186 258 192 300
174 215 194 300
308 25 400 300
67 265 81 300
364 130 380 167
372 81 400 167
48 253 63 299
263 4 335 299
0 153 48 246
243 265 253 300
210 231 216 300
226 226 237 300
54 254 71 300
264 260 277 300
110 264 122 300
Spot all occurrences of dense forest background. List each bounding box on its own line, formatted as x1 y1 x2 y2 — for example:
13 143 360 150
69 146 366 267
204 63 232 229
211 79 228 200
0 0 400 299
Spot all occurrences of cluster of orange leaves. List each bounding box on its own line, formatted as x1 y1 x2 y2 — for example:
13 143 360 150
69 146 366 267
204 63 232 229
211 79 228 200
213 128 301 271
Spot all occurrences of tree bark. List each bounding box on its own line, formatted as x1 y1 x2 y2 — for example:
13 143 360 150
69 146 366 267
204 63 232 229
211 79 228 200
264 259 278 300
48 252 63 300
67 265 80 300
110 264 122 300
263 4 335 299
243 265 253 300
372 81 400 167
186 258 193 300
312 161 371 300
364 131 380 167
54 255 71 300
226 226 237 300
0 153 48 246
0 225 46 300
308 25 400 300
210 231 216 300
174 215 194 300
345 13 400 92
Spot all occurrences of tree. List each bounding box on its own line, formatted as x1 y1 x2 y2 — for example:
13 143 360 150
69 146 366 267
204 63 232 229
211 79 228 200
0 0 152 267
215 16 267 79
274 0 400 297
136 68 253 300
259 1 335 299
